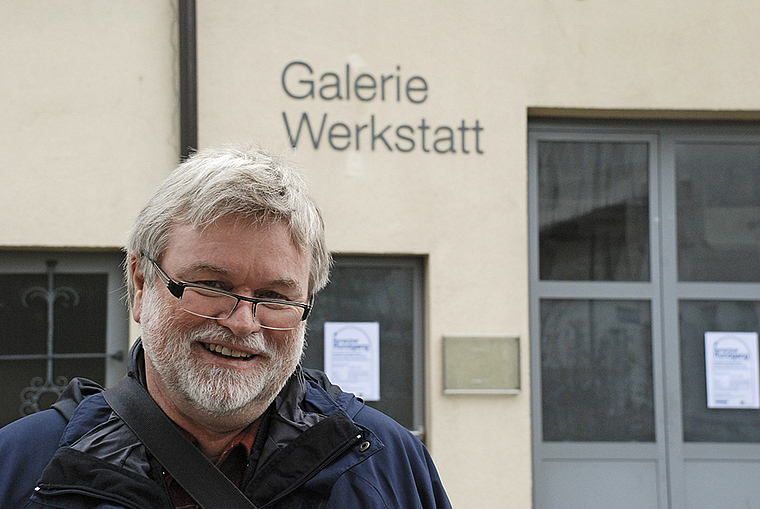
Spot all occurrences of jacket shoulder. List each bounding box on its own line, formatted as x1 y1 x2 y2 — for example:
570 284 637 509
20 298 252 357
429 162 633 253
301 372 452 508
340 405 452 508
0 378 109 508
51 376 104 421
0 409 68 508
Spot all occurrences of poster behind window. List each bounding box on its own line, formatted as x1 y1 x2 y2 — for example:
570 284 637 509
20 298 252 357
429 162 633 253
324 322 380 401
705 331 760 409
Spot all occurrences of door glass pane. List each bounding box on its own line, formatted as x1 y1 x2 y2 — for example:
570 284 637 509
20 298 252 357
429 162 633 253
680 300 760 442
677 142 760 282
0 272 107 428
541 299 654 442
538 141 650 281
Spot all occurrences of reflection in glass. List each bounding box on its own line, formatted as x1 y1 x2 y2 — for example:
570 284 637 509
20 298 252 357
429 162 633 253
677 143 760 282
538 141 650 281
541 299 654 442
680 300 760 442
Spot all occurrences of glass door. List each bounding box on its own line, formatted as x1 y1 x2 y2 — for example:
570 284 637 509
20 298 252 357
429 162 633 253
662 134 760 508
530 122 760 509
529 128 667 509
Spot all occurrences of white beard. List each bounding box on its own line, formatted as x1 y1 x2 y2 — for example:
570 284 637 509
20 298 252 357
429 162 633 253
139 286 304 419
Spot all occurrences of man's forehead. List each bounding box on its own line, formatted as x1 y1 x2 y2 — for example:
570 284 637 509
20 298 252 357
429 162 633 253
166 216 297 249
161 217 310 283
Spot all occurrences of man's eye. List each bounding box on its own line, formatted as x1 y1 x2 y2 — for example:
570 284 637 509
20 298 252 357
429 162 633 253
257 290 288 301
194 280 227 290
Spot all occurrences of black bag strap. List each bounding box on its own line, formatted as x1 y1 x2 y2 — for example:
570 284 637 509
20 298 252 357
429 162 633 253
103 376 257 509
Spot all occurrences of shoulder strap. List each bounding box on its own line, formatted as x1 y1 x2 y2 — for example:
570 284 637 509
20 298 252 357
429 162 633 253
103 377 257 509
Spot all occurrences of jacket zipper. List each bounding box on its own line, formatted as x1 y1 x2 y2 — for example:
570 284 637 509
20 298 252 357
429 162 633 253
259 432 364 508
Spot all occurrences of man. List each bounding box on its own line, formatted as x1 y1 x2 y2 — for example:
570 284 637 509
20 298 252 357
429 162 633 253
0 146 451 508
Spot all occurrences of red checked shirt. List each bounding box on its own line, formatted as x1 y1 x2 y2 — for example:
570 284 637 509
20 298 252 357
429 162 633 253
165 418 261 509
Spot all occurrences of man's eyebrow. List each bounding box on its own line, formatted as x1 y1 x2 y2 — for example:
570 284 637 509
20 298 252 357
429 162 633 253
177 263 232 277
179 264 304 292
268 277 302 290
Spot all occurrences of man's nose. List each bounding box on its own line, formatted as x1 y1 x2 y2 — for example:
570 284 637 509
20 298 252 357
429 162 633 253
217 301 262 337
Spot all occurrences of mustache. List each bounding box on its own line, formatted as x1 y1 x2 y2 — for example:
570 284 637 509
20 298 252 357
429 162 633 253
185 322 274 355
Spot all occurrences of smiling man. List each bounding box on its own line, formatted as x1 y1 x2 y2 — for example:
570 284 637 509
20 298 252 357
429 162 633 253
0 146 452 509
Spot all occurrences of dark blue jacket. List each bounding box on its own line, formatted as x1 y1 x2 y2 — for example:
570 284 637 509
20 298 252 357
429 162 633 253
0 341 451 508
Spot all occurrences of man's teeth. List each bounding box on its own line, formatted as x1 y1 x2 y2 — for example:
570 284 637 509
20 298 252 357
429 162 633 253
203 343 253 359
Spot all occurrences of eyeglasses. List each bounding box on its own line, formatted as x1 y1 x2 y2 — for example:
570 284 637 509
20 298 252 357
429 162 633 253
146 256 311 331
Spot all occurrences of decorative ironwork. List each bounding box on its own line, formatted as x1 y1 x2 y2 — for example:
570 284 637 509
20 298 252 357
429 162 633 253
15 260 78 415
19 375 70 416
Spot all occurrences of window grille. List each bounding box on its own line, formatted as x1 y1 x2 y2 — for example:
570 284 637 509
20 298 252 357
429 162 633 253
0 258 125 422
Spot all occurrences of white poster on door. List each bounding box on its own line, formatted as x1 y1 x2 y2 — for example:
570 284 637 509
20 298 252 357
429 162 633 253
324 322 380 401
705 331 760 409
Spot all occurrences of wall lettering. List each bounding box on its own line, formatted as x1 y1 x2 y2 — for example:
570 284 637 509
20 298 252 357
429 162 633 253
281 61 483 154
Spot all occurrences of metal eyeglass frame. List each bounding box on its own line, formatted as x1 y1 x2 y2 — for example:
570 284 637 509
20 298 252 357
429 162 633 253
145 255 312 330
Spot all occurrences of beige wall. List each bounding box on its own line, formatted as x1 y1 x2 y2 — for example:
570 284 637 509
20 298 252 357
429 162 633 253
526 1 760 111
0 1 178 248
4 1 760 508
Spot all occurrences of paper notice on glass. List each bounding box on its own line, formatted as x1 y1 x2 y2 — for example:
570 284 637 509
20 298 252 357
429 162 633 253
324 322 380 401
705 331 760 409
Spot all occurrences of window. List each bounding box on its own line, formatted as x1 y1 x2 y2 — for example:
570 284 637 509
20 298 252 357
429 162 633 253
302 255 425 438
0 251 129 427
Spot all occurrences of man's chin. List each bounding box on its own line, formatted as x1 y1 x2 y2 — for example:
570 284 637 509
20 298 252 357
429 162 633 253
178 365 281 418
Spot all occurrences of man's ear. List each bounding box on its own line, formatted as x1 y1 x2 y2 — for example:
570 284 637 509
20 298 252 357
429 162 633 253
130 254 146 323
